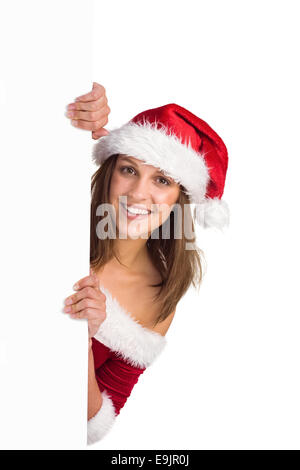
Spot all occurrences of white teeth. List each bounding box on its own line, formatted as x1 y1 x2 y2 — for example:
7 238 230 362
126 205 150 215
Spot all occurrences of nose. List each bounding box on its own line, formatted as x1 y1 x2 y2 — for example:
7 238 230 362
127 175 152 202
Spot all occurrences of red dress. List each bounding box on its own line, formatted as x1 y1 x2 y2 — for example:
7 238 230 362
87 285 167 445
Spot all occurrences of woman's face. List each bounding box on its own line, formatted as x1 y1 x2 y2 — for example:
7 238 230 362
109 154 181 239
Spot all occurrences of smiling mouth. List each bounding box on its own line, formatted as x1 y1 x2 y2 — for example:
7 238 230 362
120 203 152 219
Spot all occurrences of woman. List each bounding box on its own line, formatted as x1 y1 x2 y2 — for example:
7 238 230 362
64 82 229 445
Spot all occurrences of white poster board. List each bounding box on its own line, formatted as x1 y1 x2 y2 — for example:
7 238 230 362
0 0 93 449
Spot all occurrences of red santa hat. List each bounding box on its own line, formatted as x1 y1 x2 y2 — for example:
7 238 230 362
92 103 229 229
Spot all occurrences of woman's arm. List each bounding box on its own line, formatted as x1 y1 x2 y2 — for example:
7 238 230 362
88 339 103 420
63 270 108 420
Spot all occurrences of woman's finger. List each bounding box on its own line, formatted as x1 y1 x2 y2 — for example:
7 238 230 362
67 95 108 112
73 273 100 291
66 107 110 123
64 286 100 308
92 128 110 139
70 307 106 320
64 297 102 315
71 116 109 131
74 82 106 103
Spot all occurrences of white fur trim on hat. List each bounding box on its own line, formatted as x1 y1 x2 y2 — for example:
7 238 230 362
93 285 167 369
87 389 116 445
92 120 210 205
194 198 230 230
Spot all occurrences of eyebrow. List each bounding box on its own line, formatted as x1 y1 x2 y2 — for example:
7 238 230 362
119 157 167 177
118 157 139 166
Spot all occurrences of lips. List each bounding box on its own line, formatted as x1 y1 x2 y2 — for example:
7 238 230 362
120 203 151 220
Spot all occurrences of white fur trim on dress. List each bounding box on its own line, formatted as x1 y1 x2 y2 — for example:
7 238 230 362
92 120 210 205
93 285 167 369
87 389 116 445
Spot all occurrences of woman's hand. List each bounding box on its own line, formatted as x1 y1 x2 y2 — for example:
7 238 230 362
63 268 107 338
65 82 111 140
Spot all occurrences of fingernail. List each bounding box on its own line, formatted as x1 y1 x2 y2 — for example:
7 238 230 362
71 120 78 127
73 283 79 290
64 306 72 313
67 103 76 110
64 297 73 305
66 111 75 118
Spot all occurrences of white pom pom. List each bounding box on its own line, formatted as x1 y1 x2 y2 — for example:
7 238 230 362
194 198 230 230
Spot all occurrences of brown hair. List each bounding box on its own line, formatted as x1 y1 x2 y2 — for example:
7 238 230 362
90 154 205 327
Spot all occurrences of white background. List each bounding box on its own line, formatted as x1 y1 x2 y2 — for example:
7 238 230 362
1 0 300 450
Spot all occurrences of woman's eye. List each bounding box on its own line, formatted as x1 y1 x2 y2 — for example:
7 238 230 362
120 166 170 185
157 177 170 186
120 166 135 175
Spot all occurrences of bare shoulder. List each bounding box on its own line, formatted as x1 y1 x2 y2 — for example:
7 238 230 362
151 308 176 337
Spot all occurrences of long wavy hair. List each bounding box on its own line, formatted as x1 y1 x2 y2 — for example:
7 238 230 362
90 154 206 327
